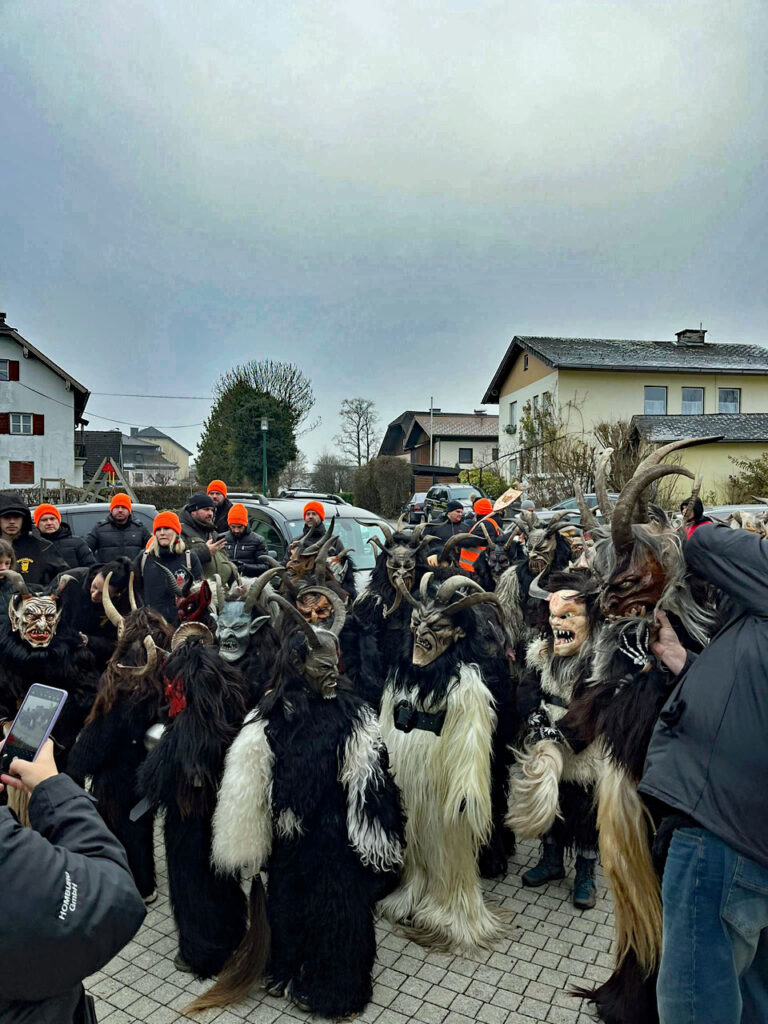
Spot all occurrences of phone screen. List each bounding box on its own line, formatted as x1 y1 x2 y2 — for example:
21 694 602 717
1 685 67 772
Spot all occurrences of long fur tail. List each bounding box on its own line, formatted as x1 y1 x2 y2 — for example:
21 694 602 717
505 740 563 840
184 875 270 1013
597 762 661 974
573 949 659 1024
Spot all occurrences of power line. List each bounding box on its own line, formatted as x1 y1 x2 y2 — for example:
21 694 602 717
13 380 205 429
91 391 211 400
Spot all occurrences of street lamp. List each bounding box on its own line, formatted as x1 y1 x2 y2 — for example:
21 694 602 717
260 417 268 495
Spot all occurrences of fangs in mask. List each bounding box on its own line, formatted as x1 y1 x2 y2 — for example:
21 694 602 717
548 590 588 657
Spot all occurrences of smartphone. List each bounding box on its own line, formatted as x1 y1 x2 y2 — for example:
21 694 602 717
0 684 68 775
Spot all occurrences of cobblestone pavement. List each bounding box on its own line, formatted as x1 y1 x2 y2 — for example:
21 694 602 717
88 836 612 1023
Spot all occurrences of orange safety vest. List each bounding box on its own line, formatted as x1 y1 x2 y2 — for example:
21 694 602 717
458 516 501 573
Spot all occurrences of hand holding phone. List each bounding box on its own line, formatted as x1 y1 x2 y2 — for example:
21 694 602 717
0 738 58 793
0 684 67 788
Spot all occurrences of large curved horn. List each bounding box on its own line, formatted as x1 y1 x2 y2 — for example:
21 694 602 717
358 518 393 544
594 448 614 523
267 592 321 649
171 622 215 650
410 521 431 544
154 562 184 596
438 532 476 563
434 574 487 605
0 569 28 595
574 485 599 533
101 572 125 630
393 574 419 609
443 590 503 617
120 635 159 676
544 510 579 537
634 436 722 474
300 516 336 556
528 570 551 601
611 464 694 551
244 566 285 611
396 513 408 532
419 571 434 602
503 530 520 551
303 586 347 637
128 571 138 611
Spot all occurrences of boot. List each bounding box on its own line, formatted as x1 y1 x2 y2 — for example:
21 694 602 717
522 840 565 887
572 854 597 909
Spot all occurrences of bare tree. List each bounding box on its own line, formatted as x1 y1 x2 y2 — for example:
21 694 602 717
277 452 310 491
214 360 318 433
334 398 381 466
310 453 355 494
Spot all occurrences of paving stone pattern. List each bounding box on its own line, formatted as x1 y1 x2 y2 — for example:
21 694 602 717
89 835 612 1023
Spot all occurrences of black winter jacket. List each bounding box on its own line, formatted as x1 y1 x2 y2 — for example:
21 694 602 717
0 774 145 1022
640 524 768 868
85 514 151 563
33 523 96 570
0 493 67 587
213 497 234 534
223 526 269 576
427 517 469 556
135 547 203 624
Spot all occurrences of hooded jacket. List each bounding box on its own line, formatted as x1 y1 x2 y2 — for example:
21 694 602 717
33 522 96 570
0 773 145 1023
640 524 768 868
179 508 235 585
0 493 67 586
85 514 151 563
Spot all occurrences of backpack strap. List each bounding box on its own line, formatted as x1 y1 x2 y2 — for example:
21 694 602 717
139 550 149 576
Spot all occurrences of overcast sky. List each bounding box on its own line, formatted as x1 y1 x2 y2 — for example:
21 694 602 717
1 0 766 464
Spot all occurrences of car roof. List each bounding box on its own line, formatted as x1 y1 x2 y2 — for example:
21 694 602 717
237 497 385 522
55 501 157 514
704 504 768 515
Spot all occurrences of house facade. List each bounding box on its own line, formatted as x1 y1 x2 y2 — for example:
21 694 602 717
0 312 89 489
131 426 192 482
482 329 768 490
82 430 180 487
379 410 499 491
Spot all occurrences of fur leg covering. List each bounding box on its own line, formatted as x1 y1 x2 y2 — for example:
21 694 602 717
506 740 564 840
597 762 661 974
380 666 509 952
574 950 659 1024
166 809 247 979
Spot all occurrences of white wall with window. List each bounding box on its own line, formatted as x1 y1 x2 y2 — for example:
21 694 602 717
681 387 704 414
644 385 668 415
432 439 498 470
0 336 81 488
718 388 740 413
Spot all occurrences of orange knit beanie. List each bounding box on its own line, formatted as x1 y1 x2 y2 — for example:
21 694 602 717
153 510 182 535
303 500 325 522
207 479 227 497
34 504 61 526
227 503 249 527
473 498 494 516
111 493 132 512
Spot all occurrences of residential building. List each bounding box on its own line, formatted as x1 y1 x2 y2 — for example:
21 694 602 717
82 429 179 487
482 329 768 485
0 312 90 489
379 409 499 490
131 426 193 482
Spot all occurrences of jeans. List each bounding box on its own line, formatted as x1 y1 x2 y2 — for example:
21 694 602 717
658 826 768 1024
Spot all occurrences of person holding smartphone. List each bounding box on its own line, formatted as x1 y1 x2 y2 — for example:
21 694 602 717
0 738 146 1023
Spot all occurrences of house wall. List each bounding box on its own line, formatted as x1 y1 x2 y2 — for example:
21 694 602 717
662 441 768 504
433 438 498 469
495 355 559 477
0 337 78 488
152 438 188 477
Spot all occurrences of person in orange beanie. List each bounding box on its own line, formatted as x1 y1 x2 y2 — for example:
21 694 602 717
207 481 232 533
86 494 151 563
221 503 269 576
136 511 202 624
33 503 95 569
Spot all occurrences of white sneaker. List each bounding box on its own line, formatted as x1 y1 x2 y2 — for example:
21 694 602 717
143 889 158 905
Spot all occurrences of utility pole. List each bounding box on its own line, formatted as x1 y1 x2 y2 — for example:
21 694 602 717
429 396 434 465
261 417 268 495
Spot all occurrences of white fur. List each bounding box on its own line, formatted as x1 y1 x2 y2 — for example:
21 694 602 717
211 710 274 875
340 704 404 872
379 664 508 952
506 740 564 839
276 808 304 838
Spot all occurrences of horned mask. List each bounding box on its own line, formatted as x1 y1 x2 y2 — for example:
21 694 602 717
2 570 63 648
367 518 437 618
217 567 283 663
269 589 346 698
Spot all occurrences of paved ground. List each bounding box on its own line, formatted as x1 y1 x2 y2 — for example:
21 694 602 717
88 833 612 1024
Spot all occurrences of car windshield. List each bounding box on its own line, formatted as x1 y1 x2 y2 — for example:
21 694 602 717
286 518 388 570
449 486 484 500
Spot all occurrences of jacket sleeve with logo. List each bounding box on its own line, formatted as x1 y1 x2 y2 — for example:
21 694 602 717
0 774 146 1003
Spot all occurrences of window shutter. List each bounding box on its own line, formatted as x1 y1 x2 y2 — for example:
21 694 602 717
8 361 19 381
0 413 9 434
32 414 45 435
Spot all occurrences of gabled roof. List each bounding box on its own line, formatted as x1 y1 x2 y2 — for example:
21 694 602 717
483 335 768 403
134 425 193 456
404 412 499 449
82 430 123 479
0 314 90 422
631 413 768 444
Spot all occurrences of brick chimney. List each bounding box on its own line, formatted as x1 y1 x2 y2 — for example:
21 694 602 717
675 328 707 346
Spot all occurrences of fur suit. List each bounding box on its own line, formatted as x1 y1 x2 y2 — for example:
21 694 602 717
211 626 405 1018
379 574 511 951
139 638 252 977
66 606 173 899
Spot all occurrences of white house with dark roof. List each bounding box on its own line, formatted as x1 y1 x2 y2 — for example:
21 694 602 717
379 409 499 490
0 312 90 489
482 328 768 485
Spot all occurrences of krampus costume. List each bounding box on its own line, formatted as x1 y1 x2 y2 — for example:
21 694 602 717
379 573 512 950
506 569 605 909
200 590 405 1019
138 625 251 977
216 568 283 700
0 569 99 768
342 520 435 708
557 440 717 1024
281 516 356 605
67 582 173 900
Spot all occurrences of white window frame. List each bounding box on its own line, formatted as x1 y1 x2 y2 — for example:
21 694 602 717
644 386 667 415
0 359 8 382
10 413 33 435
718 388 741 414
681 386 704 415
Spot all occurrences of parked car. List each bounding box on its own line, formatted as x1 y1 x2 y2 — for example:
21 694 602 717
535 493 620 524
402 492 428 525
276 489 350 505
423 483 490 523
236 496 390 590
53 501 158 539
703 503 768 524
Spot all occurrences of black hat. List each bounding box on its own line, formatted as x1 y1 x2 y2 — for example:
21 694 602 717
445 500 464 513
186 492 215 512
